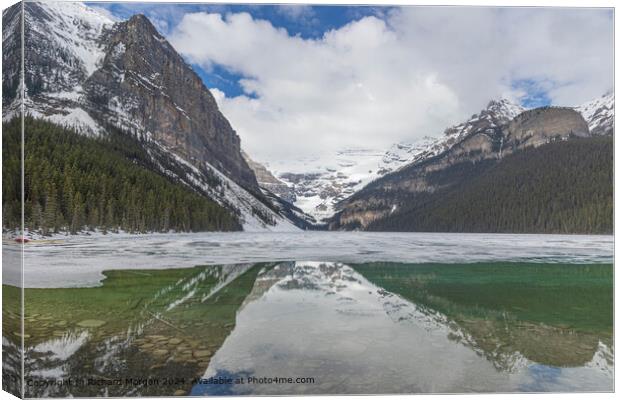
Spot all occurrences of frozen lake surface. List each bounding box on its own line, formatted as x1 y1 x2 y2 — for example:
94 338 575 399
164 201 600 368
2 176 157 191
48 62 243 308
3 231 613 288
2 232 613 395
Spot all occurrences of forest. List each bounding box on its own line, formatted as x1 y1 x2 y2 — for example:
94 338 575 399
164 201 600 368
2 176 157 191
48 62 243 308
366 136 613 234
2 117 241 234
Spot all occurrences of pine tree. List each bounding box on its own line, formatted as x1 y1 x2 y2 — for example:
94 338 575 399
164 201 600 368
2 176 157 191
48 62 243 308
2 118 243 234
43 183 58 234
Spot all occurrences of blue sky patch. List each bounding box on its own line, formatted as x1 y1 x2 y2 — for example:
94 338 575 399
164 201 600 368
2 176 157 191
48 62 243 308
191 63 257 99
90 3 391 38
511 79 553 108
88 3 393 97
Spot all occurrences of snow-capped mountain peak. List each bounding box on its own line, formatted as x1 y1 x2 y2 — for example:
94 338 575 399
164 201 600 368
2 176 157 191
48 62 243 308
379 137 436 174
271 98 527 221
395 98 525 166
28 1 115 77
3 1 303 232
576 91 614 136
485 98 526 119
442 98 525 141
3 2 115 134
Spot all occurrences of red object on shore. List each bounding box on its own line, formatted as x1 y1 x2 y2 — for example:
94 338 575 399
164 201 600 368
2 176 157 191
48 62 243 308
15 236 30 243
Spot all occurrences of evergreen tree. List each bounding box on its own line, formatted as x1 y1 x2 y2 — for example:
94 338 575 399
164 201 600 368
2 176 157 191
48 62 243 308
2 117 241 234
366 136 613 234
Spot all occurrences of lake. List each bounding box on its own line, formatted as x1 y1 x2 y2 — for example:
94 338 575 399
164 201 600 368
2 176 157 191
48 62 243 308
2 232 614 396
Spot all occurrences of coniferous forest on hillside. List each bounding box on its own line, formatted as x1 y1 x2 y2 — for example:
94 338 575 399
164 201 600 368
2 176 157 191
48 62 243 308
366 136 613 234
2 118 613 236
2 117 241 234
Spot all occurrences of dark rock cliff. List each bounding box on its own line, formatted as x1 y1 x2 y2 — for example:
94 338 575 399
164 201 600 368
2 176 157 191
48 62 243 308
84 14 259 191
3 4 259 193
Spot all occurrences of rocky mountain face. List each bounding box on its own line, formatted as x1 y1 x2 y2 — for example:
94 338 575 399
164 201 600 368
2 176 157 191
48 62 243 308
576 92 614 136
5 2 258 192
407 99 526 166
505 107 589 147
84 14 259 192
242 151 295 203
267 99 527 222
330 100 607 231
4 2 112 126
2 1 304 232
267 94 612 225
2 4 21 110
423 106 589 174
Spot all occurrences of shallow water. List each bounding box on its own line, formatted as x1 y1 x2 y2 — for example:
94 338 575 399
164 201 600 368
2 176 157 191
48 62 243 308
2 260 613 396
195 262 613 395
2 233 614 396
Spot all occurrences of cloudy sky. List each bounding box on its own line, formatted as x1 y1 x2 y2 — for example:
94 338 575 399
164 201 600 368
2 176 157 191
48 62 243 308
95 3 614 165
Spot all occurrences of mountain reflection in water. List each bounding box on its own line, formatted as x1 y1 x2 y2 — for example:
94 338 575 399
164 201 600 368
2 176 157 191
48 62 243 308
2 261 612 397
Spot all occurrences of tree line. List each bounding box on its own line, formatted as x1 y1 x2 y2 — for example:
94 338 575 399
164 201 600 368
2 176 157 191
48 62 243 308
367 136 612 234
2 117 241 234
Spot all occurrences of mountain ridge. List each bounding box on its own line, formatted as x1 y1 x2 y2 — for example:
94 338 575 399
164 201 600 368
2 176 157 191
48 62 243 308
2 1 613 234
328 95 613 232
234 93 612 224
266 97 525 221
2 2 305 232
576 91 614 136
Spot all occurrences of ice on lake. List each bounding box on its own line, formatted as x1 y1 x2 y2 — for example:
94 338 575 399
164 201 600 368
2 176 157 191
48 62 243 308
3 231 613 288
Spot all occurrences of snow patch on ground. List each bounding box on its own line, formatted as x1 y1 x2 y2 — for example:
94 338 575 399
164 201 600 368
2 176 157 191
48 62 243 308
154 143 300 233
44 107 103 136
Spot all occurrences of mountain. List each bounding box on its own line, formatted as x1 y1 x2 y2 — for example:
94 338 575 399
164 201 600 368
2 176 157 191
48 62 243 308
3 117 243 233
85 13 260 191
2 2 303 232
400 98 526 166
265 99 526 222
242 151 295 203
378 137 437 175
266 145 425 222
265 95 612 226
330 99 612 234
269 148 390 222
241 151 318 228
365 136 612 234
576 91 614 136
272 94 611 227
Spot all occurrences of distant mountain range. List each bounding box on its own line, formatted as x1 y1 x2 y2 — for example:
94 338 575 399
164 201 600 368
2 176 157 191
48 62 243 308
251 95 612 227
328 98 613 234
2 1 613 234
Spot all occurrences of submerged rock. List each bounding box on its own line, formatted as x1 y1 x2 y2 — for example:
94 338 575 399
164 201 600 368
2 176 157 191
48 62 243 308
77 319 106 328
193 349 212 358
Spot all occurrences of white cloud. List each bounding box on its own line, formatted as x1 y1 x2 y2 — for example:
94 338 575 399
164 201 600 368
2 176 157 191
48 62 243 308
275 5 316 23
168 7 613 166
89 5 121 22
